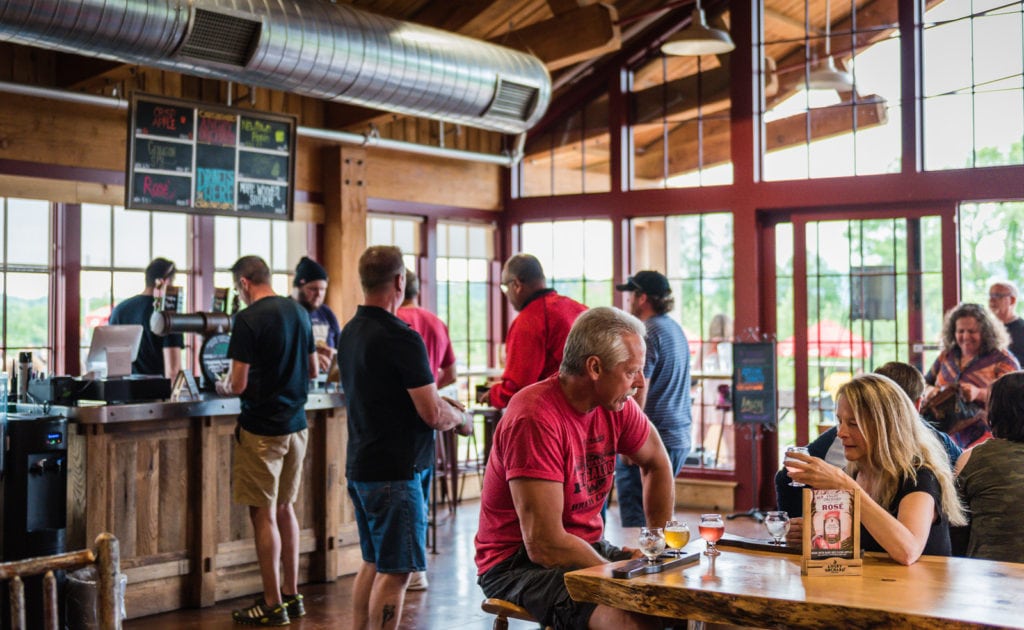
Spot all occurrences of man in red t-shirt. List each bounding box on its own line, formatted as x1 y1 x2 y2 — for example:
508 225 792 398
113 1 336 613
397 269 457 389
475 307 674 630
478 253 587 409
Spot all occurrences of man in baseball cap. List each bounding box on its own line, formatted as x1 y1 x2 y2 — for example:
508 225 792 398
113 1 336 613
613 270 692 527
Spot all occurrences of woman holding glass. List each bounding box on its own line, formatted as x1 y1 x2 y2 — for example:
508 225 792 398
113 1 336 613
785 374 967 565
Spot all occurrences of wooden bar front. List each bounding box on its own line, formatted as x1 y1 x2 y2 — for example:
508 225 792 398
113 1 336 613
64 393 357 619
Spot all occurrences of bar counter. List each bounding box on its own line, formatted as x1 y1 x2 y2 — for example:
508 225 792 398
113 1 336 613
61 392 356 619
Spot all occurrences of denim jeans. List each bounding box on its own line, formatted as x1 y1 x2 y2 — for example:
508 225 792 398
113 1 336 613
615 445 689 527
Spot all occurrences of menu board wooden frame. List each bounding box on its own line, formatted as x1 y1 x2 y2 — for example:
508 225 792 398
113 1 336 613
801 488 862 576
126 93 296 220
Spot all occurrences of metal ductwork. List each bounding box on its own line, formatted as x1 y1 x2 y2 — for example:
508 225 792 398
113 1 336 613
0 0 551 134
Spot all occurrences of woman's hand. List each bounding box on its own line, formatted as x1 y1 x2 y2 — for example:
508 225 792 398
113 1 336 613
785 451 856 492
959 382 988 403
786 517 804 547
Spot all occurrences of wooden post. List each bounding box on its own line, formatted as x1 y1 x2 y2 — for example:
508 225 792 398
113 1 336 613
96 533 122 630
312 409 342 580
322 146 368 325
193 416 219 606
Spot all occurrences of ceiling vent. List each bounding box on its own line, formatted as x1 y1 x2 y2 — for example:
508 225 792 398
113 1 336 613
177 8 261 68
485 79 540 122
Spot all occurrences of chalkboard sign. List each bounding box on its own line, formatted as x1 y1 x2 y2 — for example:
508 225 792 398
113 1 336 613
126 93 296 220
732 342 778 426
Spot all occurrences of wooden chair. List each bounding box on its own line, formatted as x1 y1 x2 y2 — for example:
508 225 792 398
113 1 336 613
0 533 121 630
480 598 550 630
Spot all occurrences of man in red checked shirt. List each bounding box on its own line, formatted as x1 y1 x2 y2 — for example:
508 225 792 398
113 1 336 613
478 254 587 409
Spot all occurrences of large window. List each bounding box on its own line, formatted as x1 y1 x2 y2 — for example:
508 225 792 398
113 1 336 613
634 214 735 470
212 216 291 297
1 197 52 373
922 1 1024 170
366 214 421 270
959 200 1024 299
760 0 901 181
79 204 192 370
520 219 613 306
436 221 494 371
520 94 610 197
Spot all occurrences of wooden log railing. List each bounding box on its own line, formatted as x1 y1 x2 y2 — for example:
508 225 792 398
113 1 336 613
0 533 121 630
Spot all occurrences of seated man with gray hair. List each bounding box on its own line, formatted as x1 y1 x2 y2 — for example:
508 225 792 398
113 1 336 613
475 307 675 630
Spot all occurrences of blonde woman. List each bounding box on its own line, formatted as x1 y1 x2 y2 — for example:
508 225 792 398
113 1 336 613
786 374 967 565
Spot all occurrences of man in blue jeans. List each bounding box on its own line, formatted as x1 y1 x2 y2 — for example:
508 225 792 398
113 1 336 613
339 246 472 630
614 271 692 527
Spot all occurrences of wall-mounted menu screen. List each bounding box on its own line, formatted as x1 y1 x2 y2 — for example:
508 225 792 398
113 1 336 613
126 93 296 220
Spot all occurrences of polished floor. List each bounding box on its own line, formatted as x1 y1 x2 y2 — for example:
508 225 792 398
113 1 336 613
124 500 765 629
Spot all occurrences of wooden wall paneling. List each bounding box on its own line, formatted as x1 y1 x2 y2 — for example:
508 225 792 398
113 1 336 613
159 437 189 553
84 426 112 547
114 441 138 559
322 146 368 325
0 95 125 170
135 439 160 558
312 408 343 580
365 148 502 210
66 426 88 551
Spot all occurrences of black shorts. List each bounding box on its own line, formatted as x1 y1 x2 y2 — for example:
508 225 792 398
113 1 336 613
477 541 631 630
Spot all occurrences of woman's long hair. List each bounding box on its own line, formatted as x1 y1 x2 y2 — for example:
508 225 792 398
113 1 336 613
939 302 1010 356
837 374 967 526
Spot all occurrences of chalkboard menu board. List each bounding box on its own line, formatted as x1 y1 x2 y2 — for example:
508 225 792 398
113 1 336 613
126 93 296 220
732 342 778 426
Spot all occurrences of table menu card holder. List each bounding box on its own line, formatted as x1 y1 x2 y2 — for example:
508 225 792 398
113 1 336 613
612 552 700 579
801 487 862 576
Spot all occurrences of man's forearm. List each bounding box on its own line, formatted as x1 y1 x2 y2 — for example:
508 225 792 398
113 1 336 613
640 463 675 527
525 532 610 570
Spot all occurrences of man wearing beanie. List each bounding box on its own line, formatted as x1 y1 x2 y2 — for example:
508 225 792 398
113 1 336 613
292 256 340 373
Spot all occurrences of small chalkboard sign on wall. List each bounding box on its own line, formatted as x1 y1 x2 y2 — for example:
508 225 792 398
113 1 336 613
732 341 778 427
126 93 296 220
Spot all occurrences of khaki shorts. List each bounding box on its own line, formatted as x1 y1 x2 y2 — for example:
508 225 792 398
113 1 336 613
232 427 309 507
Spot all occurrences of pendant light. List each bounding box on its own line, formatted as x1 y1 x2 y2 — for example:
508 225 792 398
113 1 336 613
660 0 735 56
807 0 854 91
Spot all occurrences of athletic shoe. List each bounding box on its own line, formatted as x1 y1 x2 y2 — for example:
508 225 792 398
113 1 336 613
232 600 289 626
281 593 305 618
407 571 428 591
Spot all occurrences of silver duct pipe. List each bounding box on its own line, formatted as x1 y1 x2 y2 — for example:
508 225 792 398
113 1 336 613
0 0 550 134
0 79 522 166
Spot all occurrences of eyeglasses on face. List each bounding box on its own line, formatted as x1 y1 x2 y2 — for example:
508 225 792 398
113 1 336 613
990 292 1012 299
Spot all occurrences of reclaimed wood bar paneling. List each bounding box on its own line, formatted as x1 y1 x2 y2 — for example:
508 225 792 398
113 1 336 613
66 396 352 619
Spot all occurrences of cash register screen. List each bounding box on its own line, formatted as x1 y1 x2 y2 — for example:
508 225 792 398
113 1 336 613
86 324 143 377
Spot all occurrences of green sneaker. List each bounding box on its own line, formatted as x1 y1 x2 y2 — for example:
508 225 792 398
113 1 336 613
281 593 306 618
232 600 289 626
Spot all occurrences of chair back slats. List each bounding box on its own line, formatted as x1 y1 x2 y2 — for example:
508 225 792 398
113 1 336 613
43 570 58 630
9 575 25 630
1 534 121 630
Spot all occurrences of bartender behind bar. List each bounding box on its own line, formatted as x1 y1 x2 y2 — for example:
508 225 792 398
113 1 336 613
109 257 184 378
292 256 340 375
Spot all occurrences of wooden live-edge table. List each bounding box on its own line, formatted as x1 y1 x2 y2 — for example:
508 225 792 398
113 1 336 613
565 539 1024 629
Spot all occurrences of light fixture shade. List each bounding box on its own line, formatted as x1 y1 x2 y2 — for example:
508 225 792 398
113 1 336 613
807 56 854 91
661 7 735 56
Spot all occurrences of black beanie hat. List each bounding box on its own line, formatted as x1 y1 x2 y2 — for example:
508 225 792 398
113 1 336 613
294 256 328 286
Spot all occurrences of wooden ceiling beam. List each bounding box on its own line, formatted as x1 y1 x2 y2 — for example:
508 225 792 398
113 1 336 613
545 0 598 16
632 96 888 180
490 3 620 71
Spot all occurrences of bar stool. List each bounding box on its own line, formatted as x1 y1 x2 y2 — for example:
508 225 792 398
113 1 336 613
480 598 550 630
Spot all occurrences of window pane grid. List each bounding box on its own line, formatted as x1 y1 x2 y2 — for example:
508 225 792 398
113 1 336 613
1 198 53 373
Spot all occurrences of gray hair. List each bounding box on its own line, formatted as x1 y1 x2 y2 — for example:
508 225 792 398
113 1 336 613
561 307 646 377
990 279 1019 299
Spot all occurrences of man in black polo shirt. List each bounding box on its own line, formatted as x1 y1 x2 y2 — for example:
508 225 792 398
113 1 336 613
216 255 316 626
108 257 184 378
340 245 471 630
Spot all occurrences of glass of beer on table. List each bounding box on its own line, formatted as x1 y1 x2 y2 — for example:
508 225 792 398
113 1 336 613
664 520 691 555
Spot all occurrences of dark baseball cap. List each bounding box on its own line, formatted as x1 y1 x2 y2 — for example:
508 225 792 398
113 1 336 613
615 270 671 297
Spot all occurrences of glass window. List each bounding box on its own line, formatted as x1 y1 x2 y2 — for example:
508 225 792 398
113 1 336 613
520 93 611 196
436 221 495 374
213 218 291 300
922 2 1024 171
1 197 52 373
366 214 421 270
631 43 733 189
634 214 735 471
80 204 194 371
959 200 1024 300
520 219 613 306
760 0 901 181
